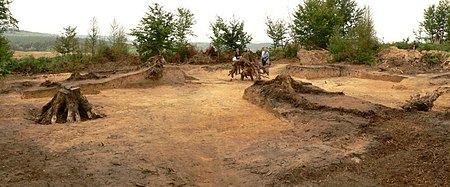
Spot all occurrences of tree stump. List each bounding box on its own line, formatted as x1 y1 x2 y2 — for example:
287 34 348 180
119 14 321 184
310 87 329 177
401 89 444 111
37 86 99 124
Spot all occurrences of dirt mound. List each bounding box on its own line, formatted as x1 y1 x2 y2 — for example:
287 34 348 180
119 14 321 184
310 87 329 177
244 74 384 120
40 80 61 88
22 65 191 99
297 48 330 64
285 65 406 82
187 53 215 64
0 81 35 94
377 46 449 74
66 72 107 81
244 75 449 186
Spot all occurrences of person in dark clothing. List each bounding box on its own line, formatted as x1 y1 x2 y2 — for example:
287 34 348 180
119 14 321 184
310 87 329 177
232 48 241 62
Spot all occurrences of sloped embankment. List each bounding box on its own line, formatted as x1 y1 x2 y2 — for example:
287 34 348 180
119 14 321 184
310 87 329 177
243 75 449 186
22 65 193 99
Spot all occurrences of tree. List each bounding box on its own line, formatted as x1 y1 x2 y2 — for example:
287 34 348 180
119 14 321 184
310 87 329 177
210 16 226 54
265 17 289 49
328 7 378 64
130 3 174 61
0 0 18 64
173 7 196 47
109 19 128 55
0 35 12 62
292 0 363 49
0 0 18 33
419 0 450 43
209 16 252 52
173 7 196 62
86 17 100 55
54 26 79 56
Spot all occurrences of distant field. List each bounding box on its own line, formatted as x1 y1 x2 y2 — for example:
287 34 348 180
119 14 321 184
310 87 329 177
13 51 59 59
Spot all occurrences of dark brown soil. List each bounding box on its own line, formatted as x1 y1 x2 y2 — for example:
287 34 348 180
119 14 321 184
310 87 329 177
244 75 450 186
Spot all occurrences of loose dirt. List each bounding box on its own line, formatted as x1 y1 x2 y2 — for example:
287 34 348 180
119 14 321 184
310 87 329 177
0 62 449 186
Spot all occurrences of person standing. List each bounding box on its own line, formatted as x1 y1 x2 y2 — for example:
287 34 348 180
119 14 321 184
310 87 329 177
232 48 241 62
261 47 270 66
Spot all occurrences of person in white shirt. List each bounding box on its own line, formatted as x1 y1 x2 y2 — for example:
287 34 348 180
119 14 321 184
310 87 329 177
261 47 270 66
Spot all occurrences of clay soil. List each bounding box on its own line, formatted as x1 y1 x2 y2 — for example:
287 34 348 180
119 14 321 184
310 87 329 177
0 63 449 186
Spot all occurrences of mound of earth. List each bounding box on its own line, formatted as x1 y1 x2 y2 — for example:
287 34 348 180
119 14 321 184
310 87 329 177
297 48 330 64
67 72 108 81
187 53 215 64
22 64 192 99
285 64 406 82
243 75 449 186
377 46 449 74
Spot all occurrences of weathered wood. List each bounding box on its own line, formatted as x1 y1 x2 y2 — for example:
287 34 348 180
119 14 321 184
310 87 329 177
37 86 100 124
401 89 444 111
228 52 269 81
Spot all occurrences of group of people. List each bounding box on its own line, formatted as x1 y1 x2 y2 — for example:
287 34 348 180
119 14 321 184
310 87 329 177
232 47 270 66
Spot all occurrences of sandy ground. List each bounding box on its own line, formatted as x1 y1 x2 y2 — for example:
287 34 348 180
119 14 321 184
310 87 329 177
0 63 448 186
12 51 59 59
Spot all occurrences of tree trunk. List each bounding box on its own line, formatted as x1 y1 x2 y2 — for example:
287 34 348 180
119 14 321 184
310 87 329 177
37 86 98 124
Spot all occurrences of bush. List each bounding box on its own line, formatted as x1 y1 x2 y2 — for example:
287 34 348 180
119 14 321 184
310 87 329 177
421 52 446 65
270 48 284 61
394 38 418 50
417 43 450 52
284 42 300 58
328 9 379 65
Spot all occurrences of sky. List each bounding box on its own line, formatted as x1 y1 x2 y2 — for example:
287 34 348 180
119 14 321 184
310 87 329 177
10 0 442 43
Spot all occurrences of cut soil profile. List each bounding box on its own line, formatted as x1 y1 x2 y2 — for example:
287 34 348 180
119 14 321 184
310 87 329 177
0 62 449 186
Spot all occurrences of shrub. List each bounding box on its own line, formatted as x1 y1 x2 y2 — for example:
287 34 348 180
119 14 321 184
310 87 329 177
284 42 300 58
417 43 450 52
328 8 379 65
421 53 446 65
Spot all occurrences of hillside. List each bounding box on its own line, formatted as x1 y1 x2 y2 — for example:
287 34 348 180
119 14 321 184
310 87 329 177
3 31 271 52
3 30 57 51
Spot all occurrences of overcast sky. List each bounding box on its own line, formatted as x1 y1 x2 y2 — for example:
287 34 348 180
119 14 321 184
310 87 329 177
10 0 441 43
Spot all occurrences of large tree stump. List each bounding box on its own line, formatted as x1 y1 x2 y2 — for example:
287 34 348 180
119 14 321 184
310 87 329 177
37 86 100 124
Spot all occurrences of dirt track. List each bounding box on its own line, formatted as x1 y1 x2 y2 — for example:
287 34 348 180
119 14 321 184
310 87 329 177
0 63 449 186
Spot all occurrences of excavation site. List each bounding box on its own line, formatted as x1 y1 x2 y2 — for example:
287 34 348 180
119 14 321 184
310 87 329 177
0 49 449 186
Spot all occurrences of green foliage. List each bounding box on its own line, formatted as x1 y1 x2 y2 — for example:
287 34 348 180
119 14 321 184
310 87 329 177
265 17 288 49
209 16 253 52
417 43 450 52
54 26 79 55
172 7 196 63
267 41 300 60
209 16 226 53
85 17 100 55
130 3 174 61
108 19 129 59
328 8 379 64
421 52 446 64
292 0 364 49
173 8 195 47
5 33 56 51
0 0 18 64
284 42 300 58
0 35 12 62
0 0 18 33
419 0 450 43
394 37 418 50
0 55 78 75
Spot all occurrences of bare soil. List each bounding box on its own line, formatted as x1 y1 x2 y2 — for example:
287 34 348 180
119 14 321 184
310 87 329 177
0 62 449 186
12 51 59 59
